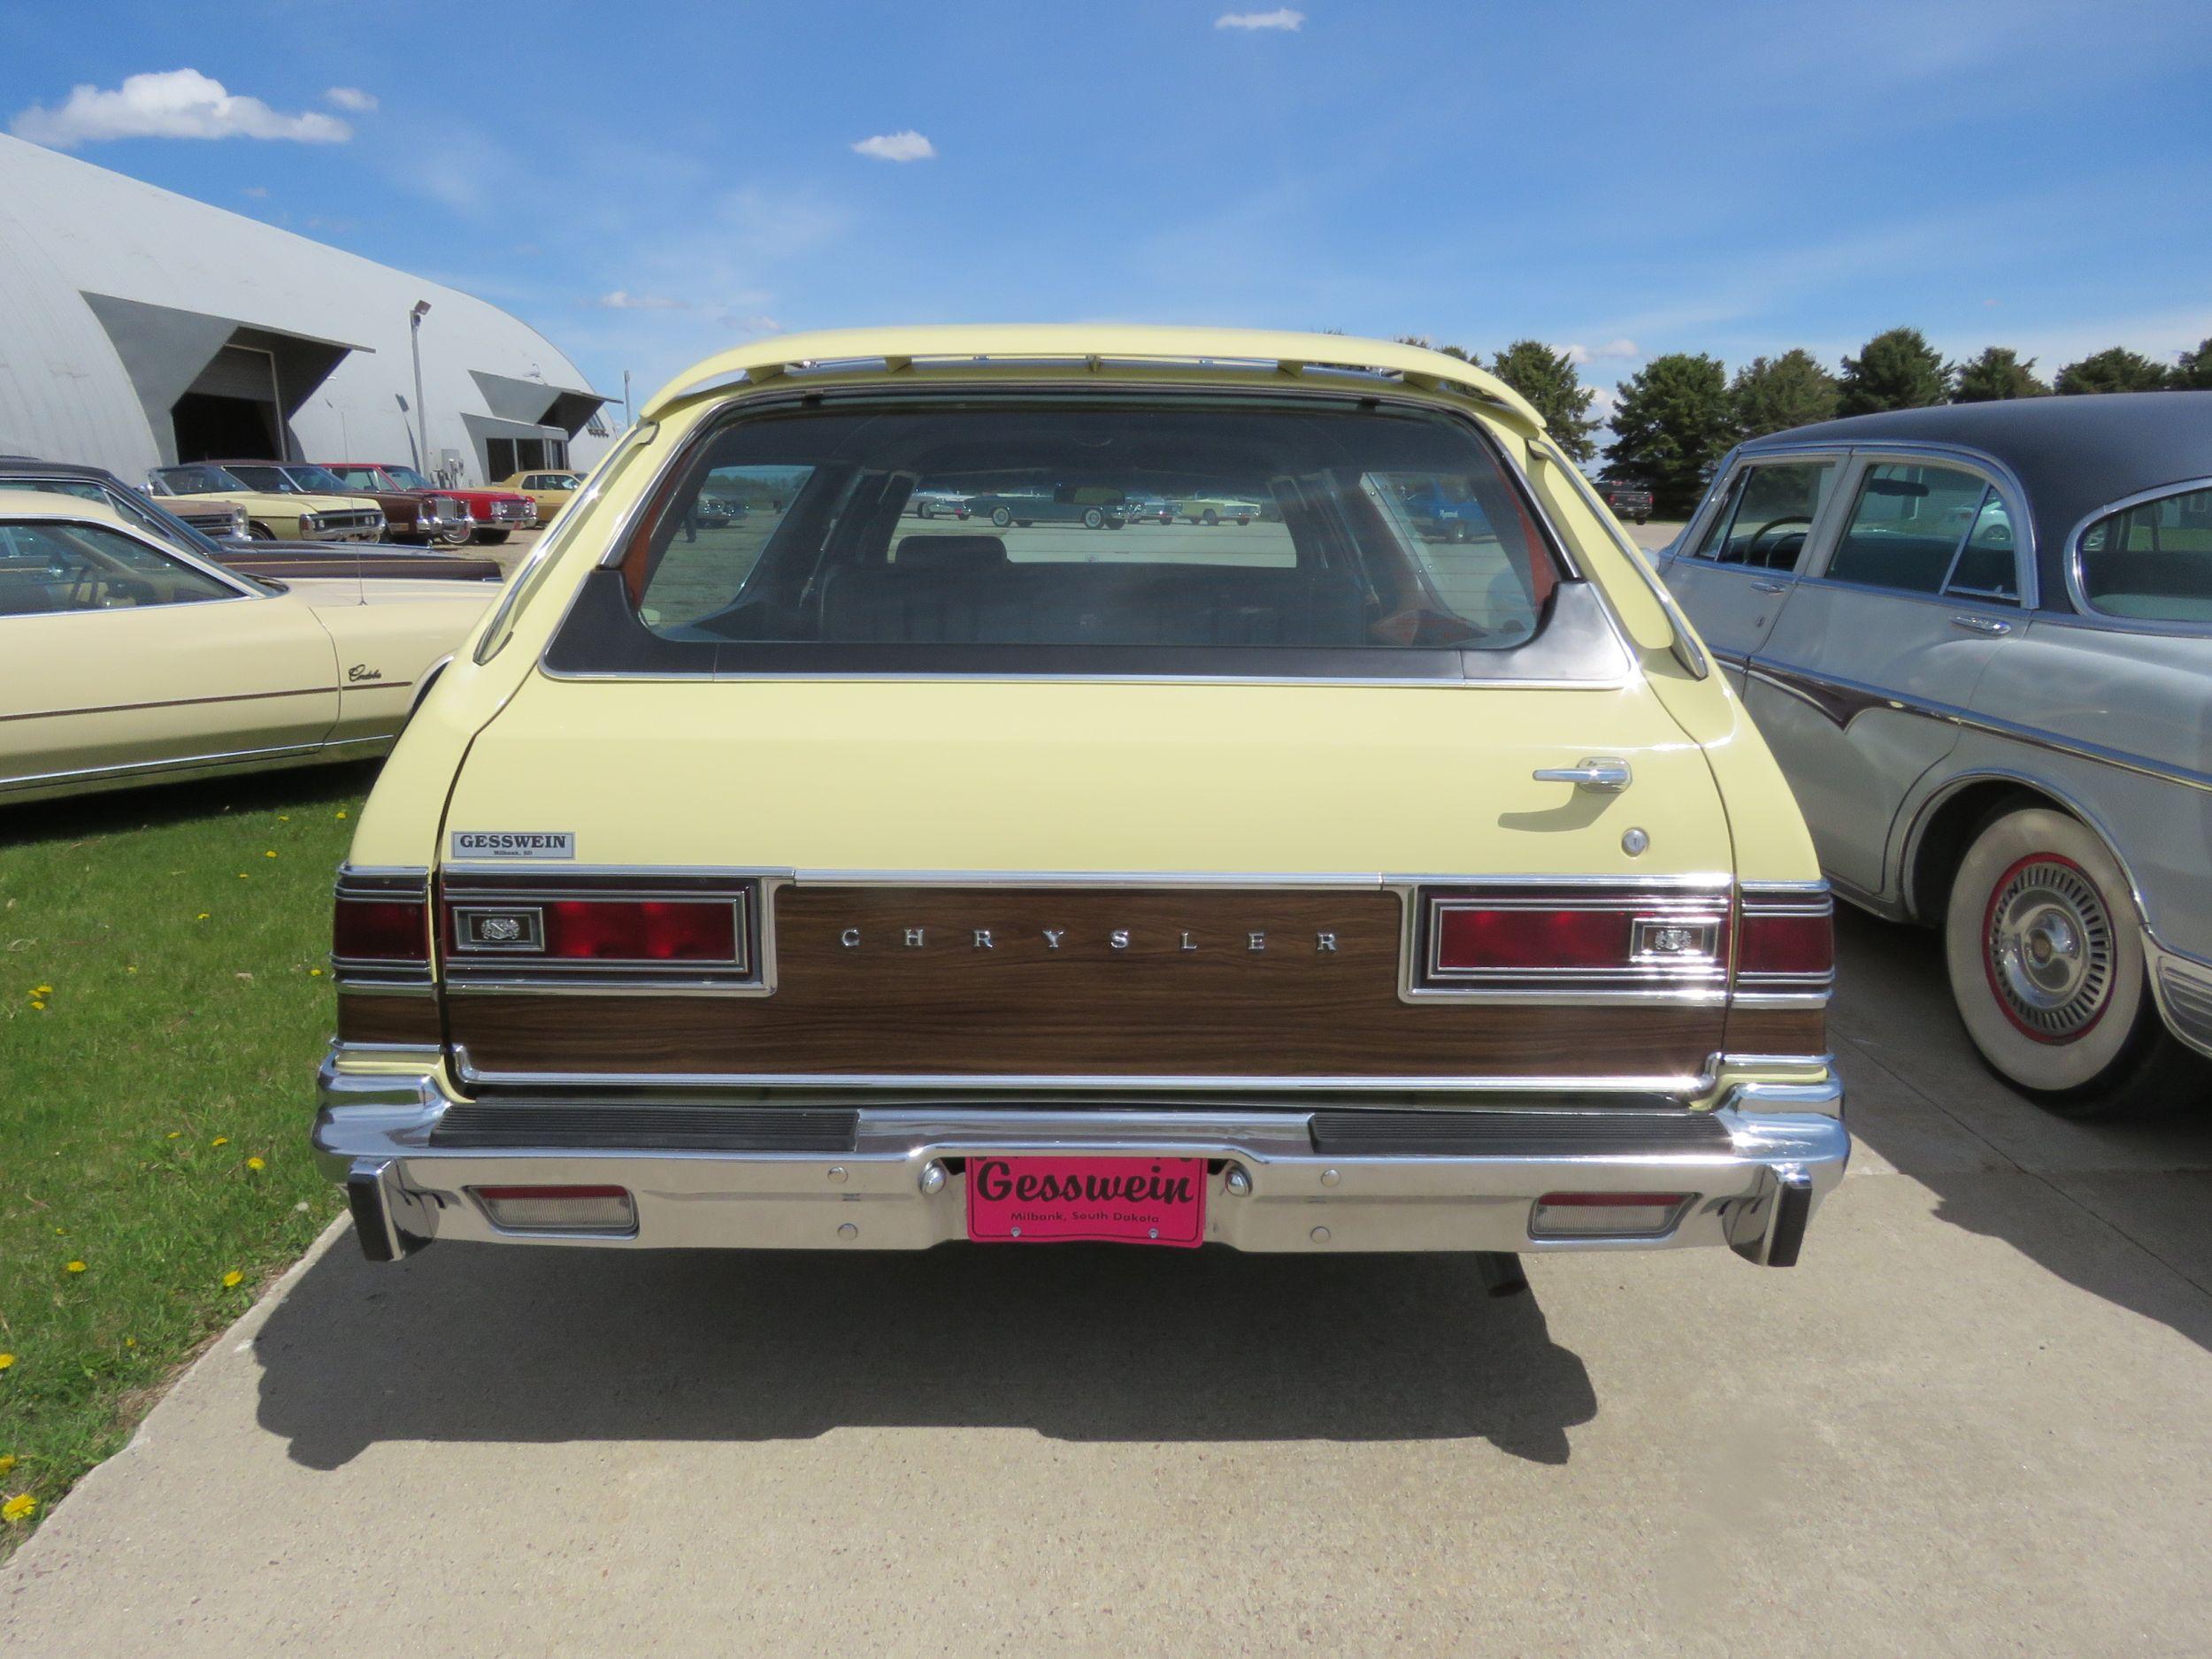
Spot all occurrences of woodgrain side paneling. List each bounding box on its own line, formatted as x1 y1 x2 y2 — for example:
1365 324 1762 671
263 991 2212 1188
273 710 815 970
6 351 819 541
447 887 1730 1079
337 989 442 1047
1720 1002 1827 1057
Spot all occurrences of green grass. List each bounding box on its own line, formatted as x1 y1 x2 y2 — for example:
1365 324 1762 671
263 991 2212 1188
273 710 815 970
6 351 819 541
0 763 379 1548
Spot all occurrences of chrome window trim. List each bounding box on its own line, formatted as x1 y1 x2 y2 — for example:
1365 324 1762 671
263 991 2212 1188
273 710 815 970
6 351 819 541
1540 439 1709 678
534 380 1647 688
2062 473 2212 637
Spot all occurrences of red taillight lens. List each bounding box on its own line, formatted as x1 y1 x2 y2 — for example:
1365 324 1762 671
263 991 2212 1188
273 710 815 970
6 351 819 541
539 899 737 962
1738 910 1833 976
1434 906 1627 971
333 895 428 961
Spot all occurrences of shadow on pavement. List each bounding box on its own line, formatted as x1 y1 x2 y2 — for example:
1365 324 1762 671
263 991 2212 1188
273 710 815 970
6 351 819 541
0 760 380 849
255 1239 1596 1470
1832 905 2212 1351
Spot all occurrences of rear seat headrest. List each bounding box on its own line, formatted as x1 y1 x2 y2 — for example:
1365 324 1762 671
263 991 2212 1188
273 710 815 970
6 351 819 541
892 534 1009 572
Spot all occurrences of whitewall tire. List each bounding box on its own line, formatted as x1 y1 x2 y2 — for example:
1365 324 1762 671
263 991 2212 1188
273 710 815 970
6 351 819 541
1943 805 2193 1115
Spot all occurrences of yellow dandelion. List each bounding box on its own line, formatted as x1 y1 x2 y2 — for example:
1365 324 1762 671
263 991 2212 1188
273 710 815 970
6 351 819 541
335 809 348 818
211 1136 229 1147
222 1270 243 1288
279 814 290 821
309 967 324 977
246 1156 265 1171
0 1456 13 1476
165 1131 180 1140
196 912 210 922
124 1338 136 1348
33 985 51 995
3 1494 35 1525
237 872 250 879
0 1355 14 1371
29 1002 43 1011
265 850 277 859
65 1261 86 1274
126 965 138 973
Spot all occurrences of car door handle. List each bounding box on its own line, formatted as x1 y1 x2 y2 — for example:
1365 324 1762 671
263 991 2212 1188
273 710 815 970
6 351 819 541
1949 614 2012 636
1532 757 1633 793
1748 580 1787 594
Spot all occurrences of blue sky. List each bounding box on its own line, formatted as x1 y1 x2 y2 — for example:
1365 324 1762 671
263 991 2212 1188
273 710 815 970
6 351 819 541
6 0 2209 422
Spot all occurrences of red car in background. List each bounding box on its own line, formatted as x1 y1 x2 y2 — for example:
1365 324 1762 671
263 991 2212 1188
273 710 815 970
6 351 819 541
321 463 539 546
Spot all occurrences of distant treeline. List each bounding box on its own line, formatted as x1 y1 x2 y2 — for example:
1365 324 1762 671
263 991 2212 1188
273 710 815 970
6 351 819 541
1396 330 2212 518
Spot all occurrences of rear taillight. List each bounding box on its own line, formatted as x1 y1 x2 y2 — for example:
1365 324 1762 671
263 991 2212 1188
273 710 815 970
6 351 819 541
1531 1191 1693 1239
1417 887 1730 994
472 1185 636 1234
1736 885 1835 998
537 899 737 961
439 878 759 988
333 896 427 960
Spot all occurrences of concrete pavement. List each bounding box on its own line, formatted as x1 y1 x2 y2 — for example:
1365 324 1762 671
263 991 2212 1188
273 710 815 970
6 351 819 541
4 910 2209 1655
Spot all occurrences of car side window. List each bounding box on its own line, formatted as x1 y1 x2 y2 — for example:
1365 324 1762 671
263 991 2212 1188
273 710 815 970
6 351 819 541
0 521 238 617
1827 463 2013 600
2077 484 2212 623
1691 460 1838 571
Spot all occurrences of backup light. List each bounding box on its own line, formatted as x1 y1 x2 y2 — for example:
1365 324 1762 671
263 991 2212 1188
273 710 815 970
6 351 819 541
1530 1191 1693 1240
472 1184 636 1234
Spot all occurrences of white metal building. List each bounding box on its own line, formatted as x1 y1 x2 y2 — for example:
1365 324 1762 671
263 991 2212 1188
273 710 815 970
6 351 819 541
0 134 612 488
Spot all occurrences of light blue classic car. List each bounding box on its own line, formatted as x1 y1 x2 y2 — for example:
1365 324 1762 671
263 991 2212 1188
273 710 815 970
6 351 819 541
1662 393 2212 1117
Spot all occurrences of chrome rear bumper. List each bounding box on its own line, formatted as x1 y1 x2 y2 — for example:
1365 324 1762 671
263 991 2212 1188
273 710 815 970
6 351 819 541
316 1049 1846 1265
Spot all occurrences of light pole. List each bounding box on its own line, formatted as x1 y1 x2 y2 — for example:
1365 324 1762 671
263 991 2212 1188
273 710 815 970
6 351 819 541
409 300 432 472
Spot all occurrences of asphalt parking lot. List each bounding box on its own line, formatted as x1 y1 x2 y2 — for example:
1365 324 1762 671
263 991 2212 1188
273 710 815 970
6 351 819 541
3 906 2208 1655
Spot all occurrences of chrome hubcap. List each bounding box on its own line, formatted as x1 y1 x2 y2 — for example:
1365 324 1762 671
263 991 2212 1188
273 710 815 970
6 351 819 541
1985 859 2113 1040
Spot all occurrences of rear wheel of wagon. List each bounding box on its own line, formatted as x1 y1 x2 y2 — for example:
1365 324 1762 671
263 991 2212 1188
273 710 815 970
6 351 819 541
1943 804 2199 1117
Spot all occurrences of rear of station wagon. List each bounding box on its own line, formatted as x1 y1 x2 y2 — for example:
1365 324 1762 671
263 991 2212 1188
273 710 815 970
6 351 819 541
316 326 1846 1271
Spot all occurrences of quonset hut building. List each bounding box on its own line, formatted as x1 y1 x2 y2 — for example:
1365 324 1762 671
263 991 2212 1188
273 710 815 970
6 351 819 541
0 134 612 489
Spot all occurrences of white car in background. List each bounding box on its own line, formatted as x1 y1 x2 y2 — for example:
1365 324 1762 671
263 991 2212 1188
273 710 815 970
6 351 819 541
0 492 495 803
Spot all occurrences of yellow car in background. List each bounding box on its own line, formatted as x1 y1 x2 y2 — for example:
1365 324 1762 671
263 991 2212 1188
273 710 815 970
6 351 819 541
147 461 387 542
496 469 585 521
0 492 492 803
316 325 1846 1275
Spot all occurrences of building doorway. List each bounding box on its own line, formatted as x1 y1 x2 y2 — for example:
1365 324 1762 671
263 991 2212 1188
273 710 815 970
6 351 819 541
171 344 284 462
485 434 571 480
171 392 277 462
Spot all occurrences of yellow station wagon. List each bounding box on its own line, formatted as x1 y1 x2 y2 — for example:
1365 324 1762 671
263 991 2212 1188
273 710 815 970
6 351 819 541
317 326 1846 1274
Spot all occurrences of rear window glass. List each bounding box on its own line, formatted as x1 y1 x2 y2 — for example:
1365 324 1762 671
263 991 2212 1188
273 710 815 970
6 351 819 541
620 401 1559 657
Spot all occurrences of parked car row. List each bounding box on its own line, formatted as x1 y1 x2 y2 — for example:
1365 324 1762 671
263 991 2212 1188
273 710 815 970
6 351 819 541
142 460 587 548
1658 392 2212 1117
906 484 1270 528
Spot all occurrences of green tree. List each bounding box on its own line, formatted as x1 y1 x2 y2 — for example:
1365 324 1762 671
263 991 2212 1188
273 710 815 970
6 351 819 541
2174 339 2212 390
1488 339 1600 463
2054 347 2173 395
1837 327 1952 415
1952 347 2050 403
1730 349 1839 437
1604 353 1738 518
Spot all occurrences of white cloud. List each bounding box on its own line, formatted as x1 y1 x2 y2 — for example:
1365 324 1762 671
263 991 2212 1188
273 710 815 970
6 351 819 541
588 290 687 311
850 129 935 163
240 184 269 198
10 69 351 149
324 87 379 113
1563 338 1640 365
1216 8 1305 30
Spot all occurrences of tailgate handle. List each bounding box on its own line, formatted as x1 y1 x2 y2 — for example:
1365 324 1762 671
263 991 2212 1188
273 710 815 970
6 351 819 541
1532 757 1633 793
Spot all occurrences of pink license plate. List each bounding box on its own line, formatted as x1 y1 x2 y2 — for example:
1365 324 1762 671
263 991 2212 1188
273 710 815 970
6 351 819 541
966 1156 1207 1248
